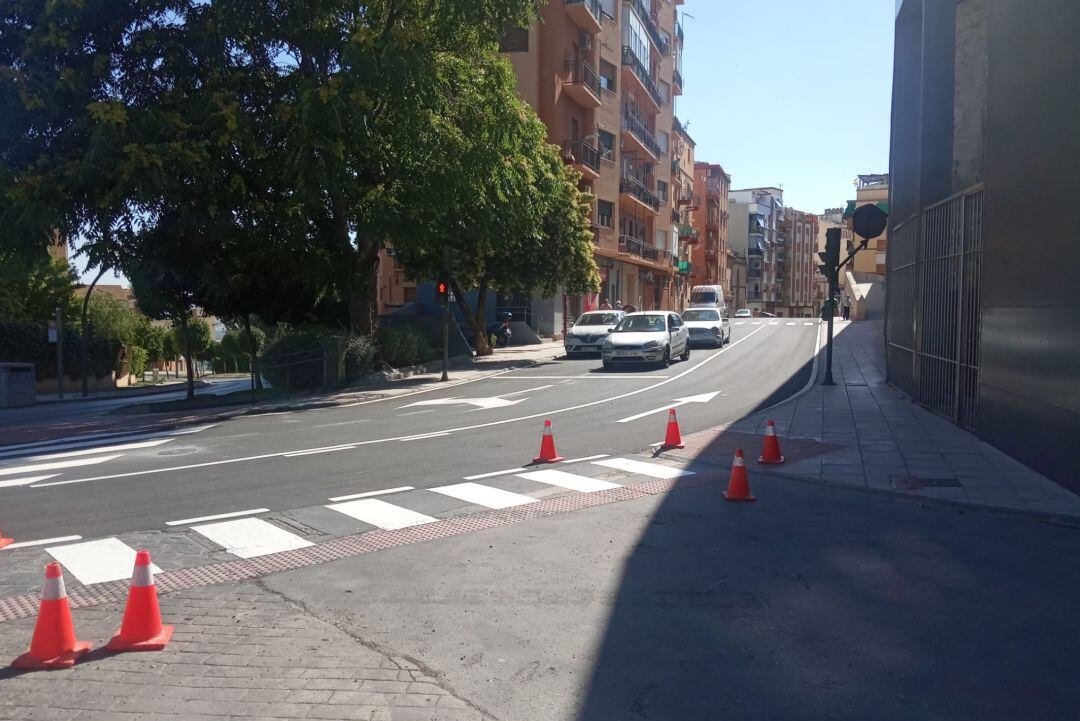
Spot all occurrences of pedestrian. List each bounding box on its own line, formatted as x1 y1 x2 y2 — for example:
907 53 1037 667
622 303 636 313
841 294 852 321
600 298 612 310
614 300 623 310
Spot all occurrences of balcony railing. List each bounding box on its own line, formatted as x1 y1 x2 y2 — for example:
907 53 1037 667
621 46 664 107
676 20 684 44
619 174 662 211
618 235 662 262
626 0 670 56
565 0 603 28
564 60 601 103
673 68 684 90
621 109 662 157
562 139 600 174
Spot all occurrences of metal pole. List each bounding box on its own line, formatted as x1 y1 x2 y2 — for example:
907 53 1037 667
823 274 836 385
56 306 64 399
441 245 450 382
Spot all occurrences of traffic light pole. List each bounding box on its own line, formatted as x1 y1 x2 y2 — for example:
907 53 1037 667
440 247 450 383
823 273 837 385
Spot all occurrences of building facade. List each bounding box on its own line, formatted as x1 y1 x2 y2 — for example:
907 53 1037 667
728 187 784 315
779 209 818 317
888 0 1080 489
843 174 889 278
670 116 697 309
690 162 730 297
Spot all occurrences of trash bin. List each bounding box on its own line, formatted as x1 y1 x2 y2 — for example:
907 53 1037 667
0 363 36 408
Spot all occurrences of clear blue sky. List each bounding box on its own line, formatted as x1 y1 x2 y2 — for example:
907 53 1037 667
675 0 894 214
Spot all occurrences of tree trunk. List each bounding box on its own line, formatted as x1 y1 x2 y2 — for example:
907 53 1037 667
180 317 195 400
349 242 380 334
450 277 491 356
244 314 263 390
80 266 107 397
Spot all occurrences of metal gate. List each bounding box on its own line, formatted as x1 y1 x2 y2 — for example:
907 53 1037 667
886 185 984 429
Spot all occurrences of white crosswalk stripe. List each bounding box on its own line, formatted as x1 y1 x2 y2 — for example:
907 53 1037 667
517 469 620 493
326 498 438 530
591 457 696 479
46 537 162 586
734 321 747 326
768 321 780 326
0 454 125 478
430 482 537 510
192 517 313 559
785 321 797 325
804 321 815 325
0 424 216 460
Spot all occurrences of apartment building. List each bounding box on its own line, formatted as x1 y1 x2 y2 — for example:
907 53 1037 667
729 187 784 315
843 174 889 278
670 116 696 309
778 209 818 317
817 207 852 309
690 162 730 300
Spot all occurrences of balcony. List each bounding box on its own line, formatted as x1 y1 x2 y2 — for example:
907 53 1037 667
619 175 661 214
618 235 662 263
677 260 691 275
562 139 600 181
563 61 602 108
677 224 699 242
621 46 664 110
625 0 670 56
565 0 603 33
676 190 699 209
705 244 719 260
620 109 661 159
673 68 684 94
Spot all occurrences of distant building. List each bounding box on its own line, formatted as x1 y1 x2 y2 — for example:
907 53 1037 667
671 116 697 309
690 162 730 296
842 174 889 278
779 209 819 317
729 187 784 315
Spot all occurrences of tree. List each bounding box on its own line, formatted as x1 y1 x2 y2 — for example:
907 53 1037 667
0 251 80 324
139 324 166 374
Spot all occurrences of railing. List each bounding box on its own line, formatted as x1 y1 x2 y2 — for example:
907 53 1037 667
564 60 601 100
562 139 600 173
677 224 699 239
626 0 670 55
566 0 603 24
676 20 684 44
621 109 662 157
673 68 684 89
620 46 664 107
671 209 681 224
619 174 661 211
618 235 661 262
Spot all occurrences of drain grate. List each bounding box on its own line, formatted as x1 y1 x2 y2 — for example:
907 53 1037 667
891 475 962 490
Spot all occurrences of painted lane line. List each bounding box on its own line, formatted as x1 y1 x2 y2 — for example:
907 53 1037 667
560 454 610 464
615 391 721 424
734 322 746 326
46 538 162 586
430 482 537 510
786 322 797 326
192 518 313 559
326 499 438 530
804 321 815 325
0 454 124 478
166 508 270 526
0 424 216 458
15 438 173 463
397 410 437 417
517 469 621 493
592 457 695 480
398 432 451 442
0 474 59 490
283 445 355 458
487 375 669 380
3 535 82 550
768 321 780 326
462 468 528 481
328 486 414 502
34 327 773 490
501 384 554 396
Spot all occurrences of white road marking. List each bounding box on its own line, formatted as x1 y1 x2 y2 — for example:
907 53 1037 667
615 391 721 424
398 432 451 442
0 454 124 477
501 385 554 396
192 518 313 559
3 535 83 550
487 375 669 380
33 327 774 490
734 322 747 326
768 321 780 326
326 499 438 530
283 445 355 458
397 409 437 417
517 469 620 493
560 454 610 464
804 321 815 325
0 474 59 489
46 538 161 585
786 322 797 325
328 486 414 502
751 321 763 326
430 482 537 510
14 439 173 463
0 424 216 458
166 508 270 526
462 468 527 481
399 396 527 411
591 458 696 479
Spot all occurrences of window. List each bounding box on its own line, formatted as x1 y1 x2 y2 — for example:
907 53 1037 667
655 228 666 250
659 80 671 104
657 130 669 154
403 286 417 303
599 61 617 92
656 180 668 202
598 200 614 228
602 0 617 19
499 26 528 52
598 130 615 161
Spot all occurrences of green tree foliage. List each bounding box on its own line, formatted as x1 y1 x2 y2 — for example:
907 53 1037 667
0 251 79 323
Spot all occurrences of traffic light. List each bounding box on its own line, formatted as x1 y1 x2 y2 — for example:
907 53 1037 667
818 227 841 281
436 277 449 306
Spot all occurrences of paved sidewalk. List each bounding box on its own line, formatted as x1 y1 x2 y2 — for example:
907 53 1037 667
0 582 484 721
724 320 1080 517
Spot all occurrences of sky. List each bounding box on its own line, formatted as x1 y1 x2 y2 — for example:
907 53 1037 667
674 0 895 214
79 0 896 285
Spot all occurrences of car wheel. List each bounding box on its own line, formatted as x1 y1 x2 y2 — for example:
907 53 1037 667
680 342 690 361
603 359 613 370
659 347 671 369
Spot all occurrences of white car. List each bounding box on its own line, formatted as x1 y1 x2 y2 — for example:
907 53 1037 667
602 311 690 369
734 308 752 318
564 311 625 356
681 308 731 347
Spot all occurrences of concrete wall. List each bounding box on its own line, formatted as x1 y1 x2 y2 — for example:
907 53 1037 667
952 0 989 192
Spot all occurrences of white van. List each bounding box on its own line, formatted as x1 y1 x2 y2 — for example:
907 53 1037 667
688 285 726 309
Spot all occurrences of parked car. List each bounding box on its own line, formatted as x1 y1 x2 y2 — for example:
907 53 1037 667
602 311 690 369
760 311 777 317
734 308 752 318
681 308 731 347
564 311 625 356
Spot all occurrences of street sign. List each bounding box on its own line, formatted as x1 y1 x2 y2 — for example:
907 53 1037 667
852 203 888 240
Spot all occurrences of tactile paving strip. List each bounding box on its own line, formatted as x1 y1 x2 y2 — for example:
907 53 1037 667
0 475 709 623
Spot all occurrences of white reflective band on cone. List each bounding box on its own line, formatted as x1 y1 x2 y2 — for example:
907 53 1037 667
42 575 67 601
132 563 155 588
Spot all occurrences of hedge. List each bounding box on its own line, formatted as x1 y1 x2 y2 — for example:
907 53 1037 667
0 321 114 381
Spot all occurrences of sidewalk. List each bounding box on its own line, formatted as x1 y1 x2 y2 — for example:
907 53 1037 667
674 320 1080 518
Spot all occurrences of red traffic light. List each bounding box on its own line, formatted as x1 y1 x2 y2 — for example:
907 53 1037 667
437 281 447 294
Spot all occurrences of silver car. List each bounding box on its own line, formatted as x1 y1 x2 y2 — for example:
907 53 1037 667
564 311 625 356
601 311 690 369
681 308 731 347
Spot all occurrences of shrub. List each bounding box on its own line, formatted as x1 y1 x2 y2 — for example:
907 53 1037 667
0 321 113 381
258 326 335 391
379 327 439 369
344 335 377 380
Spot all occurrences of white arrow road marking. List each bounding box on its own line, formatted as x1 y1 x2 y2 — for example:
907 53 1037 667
615 391 722 424
0 454 124 477
0 474 59 489
16 438 173 463
3 535 82 550
398 396 528 410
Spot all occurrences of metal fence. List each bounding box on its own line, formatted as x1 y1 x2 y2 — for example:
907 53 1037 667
886 184 984 429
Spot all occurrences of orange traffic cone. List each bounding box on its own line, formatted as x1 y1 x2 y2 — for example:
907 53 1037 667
757 420 785 464
12 563 92 669
107 550 173 652
722 449 756 502
660 409 685 450
0 528 12 550
532 420 565 463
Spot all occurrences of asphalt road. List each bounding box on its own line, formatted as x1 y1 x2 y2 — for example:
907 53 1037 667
0 320 818 540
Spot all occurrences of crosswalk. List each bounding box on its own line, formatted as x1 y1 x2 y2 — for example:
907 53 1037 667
0 455 693 591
